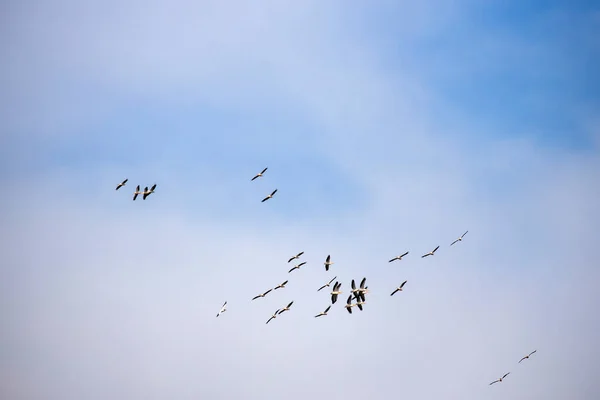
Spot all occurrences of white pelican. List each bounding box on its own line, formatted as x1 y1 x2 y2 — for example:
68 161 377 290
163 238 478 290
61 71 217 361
330 282 342 304
251 167 268 181
518 350 537 363
390 281 407 296
278 301 294 314
324 255 334 271
216 301 227 317
489 372 510 385
389 251 409 263
288 261 307 273
314 305 331 318
287 251 304 263
450 230 469 246
132 185 142 201
274 280 288 290
345 295 356 314
115 178 128 190
318 276 337 292
261 189 278 202
421 245 440 258
266 309 281 324
252 289 273 301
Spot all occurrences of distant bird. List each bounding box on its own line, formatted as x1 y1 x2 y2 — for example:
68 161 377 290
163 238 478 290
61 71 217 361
315 305 331 318
261 189 278 202
274 280 288 290
450 231 469 246
330 282 342 304
266 309 281 324
115 178 128 190
389 251 409 263
519 350 537 363
318 276 337 292
324 255 334 271
143 184 157 200
216 301 227 317
390 281 407 296
251 167 268 181
278 301 294 314
345 295 356 314
288 261 307 273
132 185 142 201
252 289 273 301
288 251 304 263
421 245 440 258
489 373 510 385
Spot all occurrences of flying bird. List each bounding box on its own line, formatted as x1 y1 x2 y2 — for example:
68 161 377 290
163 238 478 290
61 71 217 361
143 184 157 200
287 251 304 263
450 230 469 246
115 178 128 190
324 255 334 271
278 301 294 314
518 350 537 363
132 185 142 201
345 295 356 314
261 189 278 202
251 167 268 181
273 280 288 290
330 282 342 304
266 309 281 324
318 276 337 292
288 261 307 273
389 251 409 263
390 281 407 296
216 301 227 317
314 305 331 318
421 246 440 258
252 289 273 301
489 373 510 385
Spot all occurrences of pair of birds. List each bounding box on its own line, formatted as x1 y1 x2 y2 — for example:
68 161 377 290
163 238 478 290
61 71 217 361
115 179 157 200
251 277 290 301
266 301 294 324
489 350 537 386
250 167 278 203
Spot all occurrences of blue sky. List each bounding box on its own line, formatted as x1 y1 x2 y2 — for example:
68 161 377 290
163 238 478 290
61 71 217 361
1 1 599 399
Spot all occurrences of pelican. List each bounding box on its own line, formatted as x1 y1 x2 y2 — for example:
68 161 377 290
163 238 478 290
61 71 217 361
330 282 342 304
278 301 294 314
115 178 128 190
324 255 334 271
315 305 331 318
318 276 337 292
216 301 227 317
251 167 268 181
390 280 407 296
421 245 440 258
266 309 281 324
132 185 142 201
489 372 510 385
389 251 409 263
450 230 469 246
345 295 356 314
273 280 288 290
261 189 278 202
288 261 307 273
143 183 157 200
287 251 304 263
518 350 537 363
252 289 273 301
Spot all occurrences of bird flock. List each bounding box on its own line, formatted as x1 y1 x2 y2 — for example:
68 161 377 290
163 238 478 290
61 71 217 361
114 166 538 388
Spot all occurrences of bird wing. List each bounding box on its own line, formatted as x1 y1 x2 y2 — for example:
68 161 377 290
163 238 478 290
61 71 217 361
346 306 352 314
317 285 326 291
489 380 499 385
299 262 306 267
389 257 397 262
222 301 227 308
252 295 260 300
359 292 365 302
271 189 278 196
518 357 526 363
287 301 294 308
287 256 294 263
261 196 269 202
351 280 356 290
297 251 304 257
266 317 273 324
391 289 398 296
328 276 337 285
150 184 156 191
331 294 338 304
288 267 296 273
401 251 409 257
462 230 468 238
324 306 331 313
261 167 268 174
216 312 220 317
450 239 459 246
122 178 128 184
529 350 537 356
326 255 331 262
400 280 407 288
432 245 440 253
281 280 288 286
502 373 510 379
251 175 259 181
346 295 352 305
421 253 429 258
263 289 272 296
133 193 138 201
360 277 366 289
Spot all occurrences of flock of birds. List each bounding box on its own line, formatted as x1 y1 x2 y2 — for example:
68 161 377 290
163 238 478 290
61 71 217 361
114 167 538 387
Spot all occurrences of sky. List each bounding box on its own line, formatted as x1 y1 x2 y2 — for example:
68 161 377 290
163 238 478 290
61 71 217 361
0 1 599 399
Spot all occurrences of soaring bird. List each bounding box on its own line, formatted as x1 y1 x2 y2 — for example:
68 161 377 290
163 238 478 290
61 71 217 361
315 305 331 318
274 280 288 290
519 350 537 363
421 246 440 258
450 231 469 246
115 178 128 190
288 261 307 273
330 282 342 304
216 301 227 317
143 184 157 200
261 189 278 202
318 276 337 292
132 185 142 201
278 301 294 314
389 251 409 263
252 289 273 301
288 251 304 263
345 295 356 314
266 309 281 324
324 255 334 271
390 280 407 296
489 373 510 385
251 167 268 181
